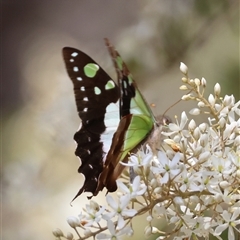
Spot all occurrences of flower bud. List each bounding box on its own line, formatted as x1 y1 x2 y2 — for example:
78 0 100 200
199 123 207 132
208 94 215 106
189 108 201 115
146 215 153 222
194 78 200 86
223 95 232 106
144 225 152 237
201 77 207 87
84 229 92 237
218 117 226 128
52 228 64 237
193 146 202 156
189 79 195 85
67 216 80 228
214 83 221 96
179 85 188 90
173 135 180 143
199 151 210 162
182 94 190 101
150 179 157 188
234 135 240 146
188 119 196 131
200 133 208 147
180 62 188 75
219 181 230 189
198 101 205 108
193 127 200 140
66 232 74 240
152 227 159 234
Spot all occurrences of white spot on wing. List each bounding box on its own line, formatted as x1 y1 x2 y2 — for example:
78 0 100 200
71 52 78 57
73 66 79 72
88 164 93 169
80 86 85 91
94 87 101 95
100 100 120 162
83 97 88 101
83 108 87 112
70 59 74 62
123 81 127 89
77 77 82 81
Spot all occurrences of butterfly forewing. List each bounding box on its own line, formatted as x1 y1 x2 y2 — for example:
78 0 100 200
62 47 120 199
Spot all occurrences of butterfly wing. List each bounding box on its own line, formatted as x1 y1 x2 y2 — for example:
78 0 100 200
95 39 156 193
62 47 120 199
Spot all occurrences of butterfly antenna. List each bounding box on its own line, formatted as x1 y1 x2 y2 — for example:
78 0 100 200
162 89 192 117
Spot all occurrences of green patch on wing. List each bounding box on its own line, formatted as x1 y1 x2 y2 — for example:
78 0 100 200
120 114 153 161
127 74 133 84
130 90 154 119
84 63 99 78
105 80 115 90
116 56 123 70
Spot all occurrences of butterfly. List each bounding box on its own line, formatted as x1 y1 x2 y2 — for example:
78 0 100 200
62 39 164 200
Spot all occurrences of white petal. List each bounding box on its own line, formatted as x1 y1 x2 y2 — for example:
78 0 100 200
106 195 118 210
117 216 125 229
117 180 130 193
180 111 188 129
132 176 140 191
96 233 111 239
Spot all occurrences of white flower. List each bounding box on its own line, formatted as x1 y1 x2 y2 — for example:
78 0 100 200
104 195 137 229
169 112 188 133
151 152 181 184
121 146 153 168
84 200 105 227
177 170 202 192
117 176 147 199
96 220 132 240
214 209 240 240
211 154 233 176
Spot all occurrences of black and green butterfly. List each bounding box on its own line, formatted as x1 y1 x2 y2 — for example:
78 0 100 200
62 39 164 200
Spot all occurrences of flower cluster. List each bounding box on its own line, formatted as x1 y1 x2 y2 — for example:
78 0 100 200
53 63 240 240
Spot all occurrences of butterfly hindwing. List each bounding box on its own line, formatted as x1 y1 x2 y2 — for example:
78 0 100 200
95 40 156 193
62 47 120 199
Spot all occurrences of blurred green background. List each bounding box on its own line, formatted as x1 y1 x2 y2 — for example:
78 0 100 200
2 1 239 239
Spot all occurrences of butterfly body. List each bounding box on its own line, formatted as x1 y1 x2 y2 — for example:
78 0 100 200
62 39 160 200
